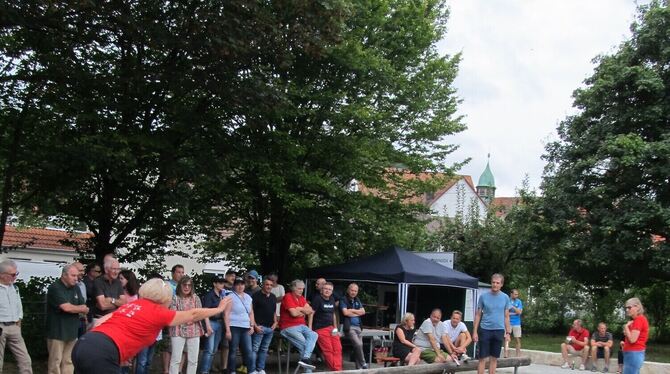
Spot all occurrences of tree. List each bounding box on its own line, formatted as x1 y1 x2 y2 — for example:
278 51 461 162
1 1 359 264
197 0 465 278
542 1 670 289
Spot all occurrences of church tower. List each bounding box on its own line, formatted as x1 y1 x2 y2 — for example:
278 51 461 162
477 154 496 205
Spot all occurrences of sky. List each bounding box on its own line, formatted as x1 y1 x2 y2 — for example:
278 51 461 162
438 0 647 197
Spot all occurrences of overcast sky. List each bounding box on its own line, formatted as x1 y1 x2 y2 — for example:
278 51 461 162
438 0 646 197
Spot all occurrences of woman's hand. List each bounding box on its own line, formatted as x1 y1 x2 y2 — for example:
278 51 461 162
206 325 213 337
225 330 232 341
248 326 255 335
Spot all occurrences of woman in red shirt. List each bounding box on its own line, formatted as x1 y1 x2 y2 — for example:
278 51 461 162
622 297 648 374
71 278 230 374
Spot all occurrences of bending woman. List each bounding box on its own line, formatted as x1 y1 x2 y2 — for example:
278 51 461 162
72 278 230 374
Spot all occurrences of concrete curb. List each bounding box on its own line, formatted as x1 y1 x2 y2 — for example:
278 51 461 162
519 349 670 374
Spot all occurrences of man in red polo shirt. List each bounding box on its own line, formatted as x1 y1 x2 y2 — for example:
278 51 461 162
560 319 590 370
279 280 318 372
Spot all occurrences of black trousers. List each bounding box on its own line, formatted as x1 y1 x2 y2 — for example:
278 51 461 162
72 331 120 374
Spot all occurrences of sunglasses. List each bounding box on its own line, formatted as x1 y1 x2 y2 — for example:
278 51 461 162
4 272 19 277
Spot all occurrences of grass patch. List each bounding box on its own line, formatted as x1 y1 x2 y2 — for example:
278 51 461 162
521 333 670 363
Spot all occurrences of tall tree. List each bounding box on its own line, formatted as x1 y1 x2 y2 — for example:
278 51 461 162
197 0 465 277
0 1 350 262
542 1 670 289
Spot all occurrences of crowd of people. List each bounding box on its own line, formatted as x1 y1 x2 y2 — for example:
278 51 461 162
0 260 650 374
560 298 649 374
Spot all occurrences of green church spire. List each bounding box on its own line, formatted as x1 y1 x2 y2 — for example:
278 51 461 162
477 154 496 188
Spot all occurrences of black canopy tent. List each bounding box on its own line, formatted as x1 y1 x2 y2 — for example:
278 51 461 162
307 246 479 322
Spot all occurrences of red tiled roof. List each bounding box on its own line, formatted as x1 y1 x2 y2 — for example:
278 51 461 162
491 197 521 218
1 225 92 251
357 170 485 207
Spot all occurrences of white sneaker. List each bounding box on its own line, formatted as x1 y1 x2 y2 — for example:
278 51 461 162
579 364 586 371
562 362 571 369
258 370 267 374
460 353 470 362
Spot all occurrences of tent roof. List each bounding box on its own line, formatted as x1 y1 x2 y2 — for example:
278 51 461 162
307 246 478 289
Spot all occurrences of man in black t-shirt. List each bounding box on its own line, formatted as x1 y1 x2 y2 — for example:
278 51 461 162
308 282 342 371
252 278 278 374
590 322 613 372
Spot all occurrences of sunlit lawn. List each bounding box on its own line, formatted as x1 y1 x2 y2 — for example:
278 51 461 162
521 333 670 363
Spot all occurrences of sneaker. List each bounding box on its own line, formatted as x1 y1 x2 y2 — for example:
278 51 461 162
298 358 316 370
258 370 267 374
579 364 586 371
460 353 471 363
360 364 369 370
562 363 570 369
603 367 609 373
592 365 598 372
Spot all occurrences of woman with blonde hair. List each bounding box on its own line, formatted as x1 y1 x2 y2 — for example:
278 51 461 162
622 297 648 374
392 312 421 365
72 278 230 374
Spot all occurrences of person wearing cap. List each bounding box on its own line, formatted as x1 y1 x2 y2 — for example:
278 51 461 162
199 274 229 374
225 277 256 374
245 270 261 296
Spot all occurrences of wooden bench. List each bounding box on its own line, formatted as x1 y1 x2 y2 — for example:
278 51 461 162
319 356 532 374
376 356 401 367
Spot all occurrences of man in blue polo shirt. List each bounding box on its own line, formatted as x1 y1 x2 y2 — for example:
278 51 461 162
473 273 511 374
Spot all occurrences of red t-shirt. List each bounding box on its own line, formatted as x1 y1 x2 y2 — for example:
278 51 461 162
279 293 307 330
569 328 590 351
93 298 176 362
623 315 649 351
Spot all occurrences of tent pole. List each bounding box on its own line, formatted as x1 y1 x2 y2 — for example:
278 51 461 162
398 283 408 323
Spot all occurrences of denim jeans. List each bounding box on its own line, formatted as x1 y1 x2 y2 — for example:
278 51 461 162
199 320 223 373
252 326 275 370
135 342 156 374
228 326 254 374
280 325 318 360
623 350 645 374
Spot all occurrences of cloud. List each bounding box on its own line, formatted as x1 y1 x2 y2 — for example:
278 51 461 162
439 0 644 196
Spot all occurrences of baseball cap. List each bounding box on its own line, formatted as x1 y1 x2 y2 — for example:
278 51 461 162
233 277 245 285
247 270 260 280
213 274 226 283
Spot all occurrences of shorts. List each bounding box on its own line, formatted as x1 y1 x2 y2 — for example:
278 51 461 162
567 345 586 356
512 325 522 338
478 329 504 359
420 348 448 363
595 346 609 359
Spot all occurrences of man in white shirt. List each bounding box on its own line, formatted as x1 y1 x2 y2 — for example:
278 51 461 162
443 310 472 362
0 260 33 374
413 309 453 363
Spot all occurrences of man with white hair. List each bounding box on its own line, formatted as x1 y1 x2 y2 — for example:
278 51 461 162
279 279 318 372
92 257 126 322
47 263 89 374
0 259 33 373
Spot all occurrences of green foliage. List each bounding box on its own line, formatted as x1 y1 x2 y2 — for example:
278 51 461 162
1 0 463 280
14 276 56 359
195 0 465 279
542 1 670 289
